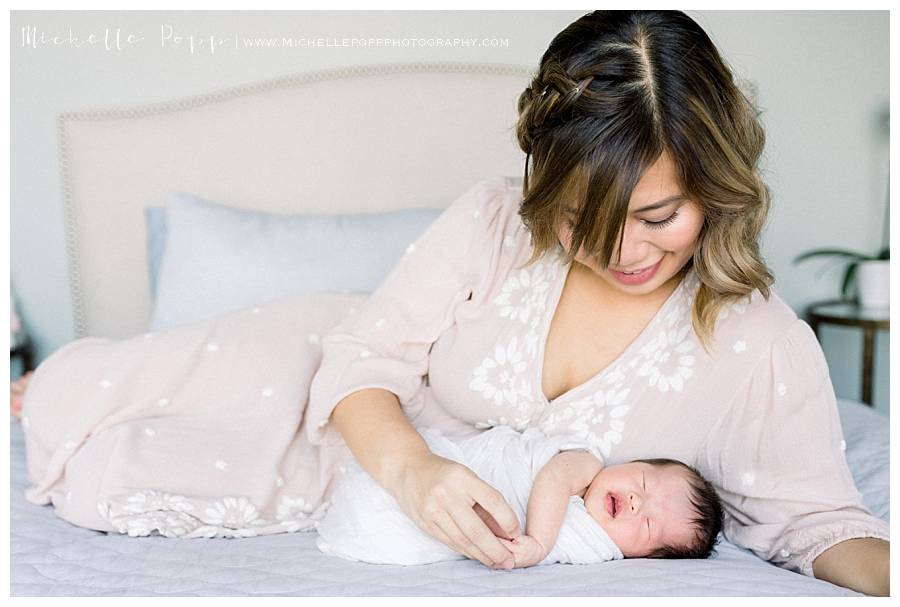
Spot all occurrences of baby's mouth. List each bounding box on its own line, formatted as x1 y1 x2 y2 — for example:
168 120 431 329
606 493 619 518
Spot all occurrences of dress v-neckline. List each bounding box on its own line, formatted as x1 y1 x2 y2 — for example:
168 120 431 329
534 251 690 406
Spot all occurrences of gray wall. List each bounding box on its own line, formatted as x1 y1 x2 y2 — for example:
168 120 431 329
10 10 890 414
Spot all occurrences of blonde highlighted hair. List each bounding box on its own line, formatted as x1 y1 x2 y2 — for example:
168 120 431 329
515 10 774 351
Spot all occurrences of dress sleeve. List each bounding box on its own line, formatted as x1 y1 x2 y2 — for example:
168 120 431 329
702 318 890 577
305 178 513 446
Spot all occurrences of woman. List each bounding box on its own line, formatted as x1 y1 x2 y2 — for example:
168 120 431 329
306 10 889 595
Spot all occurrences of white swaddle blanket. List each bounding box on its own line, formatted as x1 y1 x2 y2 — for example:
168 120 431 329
316 426 624 566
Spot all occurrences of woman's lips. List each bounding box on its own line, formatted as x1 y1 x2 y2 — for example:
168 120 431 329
609 258 663 285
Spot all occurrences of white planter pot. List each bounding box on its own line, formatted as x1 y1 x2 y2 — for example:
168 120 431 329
856 260 890 309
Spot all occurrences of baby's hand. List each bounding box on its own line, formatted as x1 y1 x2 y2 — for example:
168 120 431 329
496 535 547 569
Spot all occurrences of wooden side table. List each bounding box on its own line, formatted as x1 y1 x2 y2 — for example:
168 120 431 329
807 301 889 407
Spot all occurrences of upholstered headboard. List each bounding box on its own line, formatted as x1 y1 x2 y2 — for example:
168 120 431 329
59 62 534 339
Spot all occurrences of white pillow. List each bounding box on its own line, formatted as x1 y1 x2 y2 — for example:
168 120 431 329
149 192 441 331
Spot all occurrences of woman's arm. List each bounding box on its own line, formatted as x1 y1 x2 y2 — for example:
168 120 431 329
705 319 890 593
331 387 520 569
812 538 889 596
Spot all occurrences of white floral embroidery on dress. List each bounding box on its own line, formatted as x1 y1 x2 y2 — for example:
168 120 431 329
122 489 195 514
114 511 201 538
276 495 329 532
539 387 631 458
522 316 542 359
717 296 750 321
634 324 696 392
469 335 535 413
493 262 556 325
97 491 271 539
202 496 267 535
471 254 562 420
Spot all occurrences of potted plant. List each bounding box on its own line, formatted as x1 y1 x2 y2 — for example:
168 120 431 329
793 246 890 309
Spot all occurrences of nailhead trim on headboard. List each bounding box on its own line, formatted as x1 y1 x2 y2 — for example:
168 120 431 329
57 62 537 338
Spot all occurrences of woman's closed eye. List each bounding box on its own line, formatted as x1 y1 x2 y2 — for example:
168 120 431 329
641 210 679 230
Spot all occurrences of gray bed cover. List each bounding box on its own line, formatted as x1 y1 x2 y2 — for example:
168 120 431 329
10 399 888 596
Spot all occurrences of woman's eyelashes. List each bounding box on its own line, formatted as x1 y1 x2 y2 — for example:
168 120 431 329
563 209 680 230
641 210 679 230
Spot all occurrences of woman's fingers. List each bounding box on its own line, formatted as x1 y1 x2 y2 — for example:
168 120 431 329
429 511 494 566
467 480 521 540
447 499 515 567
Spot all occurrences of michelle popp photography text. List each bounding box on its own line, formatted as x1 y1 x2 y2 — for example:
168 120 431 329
20 24 510 54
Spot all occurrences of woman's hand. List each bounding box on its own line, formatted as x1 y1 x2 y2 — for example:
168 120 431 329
387 451 521 569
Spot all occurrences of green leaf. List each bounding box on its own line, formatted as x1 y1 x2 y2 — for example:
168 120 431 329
814 254 856 279
793 249 867 264
876 247 890 260
841 263 859 299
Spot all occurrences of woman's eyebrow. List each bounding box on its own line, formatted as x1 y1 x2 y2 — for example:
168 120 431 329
634 194 686 213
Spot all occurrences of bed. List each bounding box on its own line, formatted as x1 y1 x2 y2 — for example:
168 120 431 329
11 63 890 596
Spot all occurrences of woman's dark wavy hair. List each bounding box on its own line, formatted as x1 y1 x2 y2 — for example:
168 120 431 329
515 10 774 350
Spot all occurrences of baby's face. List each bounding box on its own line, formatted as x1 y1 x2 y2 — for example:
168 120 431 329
582 461 696 558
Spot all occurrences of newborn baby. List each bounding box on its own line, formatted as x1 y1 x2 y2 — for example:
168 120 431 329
316 426 723 567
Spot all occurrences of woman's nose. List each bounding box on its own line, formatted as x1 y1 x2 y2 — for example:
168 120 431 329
612 225 650 268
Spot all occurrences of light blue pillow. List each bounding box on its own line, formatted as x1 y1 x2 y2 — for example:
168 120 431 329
145 207 167 299
148 192 442 331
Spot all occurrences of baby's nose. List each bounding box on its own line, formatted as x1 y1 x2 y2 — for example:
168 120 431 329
628 492 642 513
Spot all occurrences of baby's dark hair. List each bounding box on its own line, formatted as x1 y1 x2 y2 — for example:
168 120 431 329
631 458 724 560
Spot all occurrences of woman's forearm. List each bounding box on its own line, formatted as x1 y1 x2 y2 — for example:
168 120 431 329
812 537 889 596
330 387 431 495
